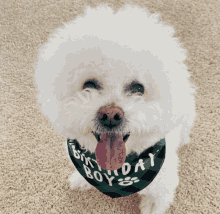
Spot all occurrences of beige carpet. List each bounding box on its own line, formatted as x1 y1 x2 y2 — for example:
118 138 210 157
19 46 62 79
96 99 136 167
1 0 220 213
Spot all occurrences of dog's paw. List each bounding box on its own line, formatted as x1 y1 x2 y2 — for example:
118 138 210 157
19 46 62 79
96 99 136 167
70 180 93 190
139 193 173 214
139 194 155 214
69 171 93 190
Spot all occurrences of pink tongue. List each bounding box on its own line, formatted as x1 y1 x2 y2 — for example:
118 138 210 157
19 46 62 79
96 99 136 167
95 133 126 170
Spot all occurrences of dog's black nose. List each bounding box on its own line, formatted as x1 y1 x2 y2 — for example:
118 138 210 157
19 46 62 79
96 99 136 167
97 103 124 130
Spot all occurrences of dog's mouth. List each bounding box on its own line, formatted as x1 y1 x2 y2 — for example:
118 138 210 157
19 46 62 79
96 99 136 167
92 131 130 171
92 132 130 142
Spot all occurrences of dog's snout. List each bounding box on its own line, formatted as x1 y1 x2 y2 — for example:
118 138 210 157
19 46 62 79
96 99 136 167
97 103 124 129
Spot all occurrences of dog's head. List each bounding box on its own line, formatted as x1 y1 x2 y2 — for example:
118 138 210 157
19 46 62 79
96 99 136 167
34 4 196 170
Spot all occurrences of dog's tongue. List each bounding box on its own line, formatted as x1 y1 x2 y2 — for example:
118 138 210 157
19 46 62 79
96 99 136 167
95 133 126 170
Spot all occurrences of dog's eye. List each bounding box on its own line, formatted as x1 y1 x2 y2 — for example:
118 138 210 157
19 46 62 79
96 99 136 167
129 82 144 95
83 79 102 90
83 80 96 89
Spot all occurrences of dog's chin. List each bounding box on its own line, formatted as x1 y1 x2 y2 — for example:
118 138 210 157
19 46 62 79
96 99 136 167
92 131 130 143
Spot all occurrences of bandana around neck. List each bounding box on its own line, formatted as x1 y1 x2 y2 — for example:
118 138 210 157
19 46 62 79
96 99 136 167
67 138 166 198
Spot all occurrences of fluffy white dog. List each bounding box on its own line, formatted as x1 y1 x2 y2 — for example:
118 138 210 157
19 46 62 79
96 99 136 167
34 4 196 214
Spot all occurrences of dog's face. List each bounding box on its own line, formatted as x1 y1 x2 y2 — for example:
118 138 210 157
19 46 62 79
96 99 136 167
34 5 194 170
46 40 184 158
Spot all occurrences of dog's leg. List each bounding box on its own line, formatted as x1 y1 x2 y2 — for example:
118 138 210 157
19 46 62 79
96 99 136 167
69 170 93 190
139 171 178 214
138 135 180 214
139 189 176 214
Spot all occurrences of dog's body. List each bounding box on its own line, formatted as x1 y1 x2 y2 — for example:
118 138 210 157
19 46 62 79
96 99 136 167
34 4 196 214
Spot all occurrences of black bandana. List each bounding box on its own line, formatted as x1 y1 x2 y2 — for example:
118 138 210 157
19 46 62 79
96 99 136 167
67 138 166 198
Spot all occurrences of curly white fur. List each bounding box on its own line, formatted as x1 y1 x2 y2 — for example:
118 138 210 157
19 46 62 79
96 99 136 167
34 4 196 214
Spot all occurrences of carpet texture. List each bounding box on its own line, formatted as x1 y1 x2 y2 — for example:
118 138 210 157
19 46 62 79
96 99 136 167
1 0 220 213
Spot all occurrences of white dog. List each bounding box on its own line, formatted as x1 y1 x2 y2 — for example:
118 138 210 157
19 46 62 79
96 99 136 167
34 4 196 214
